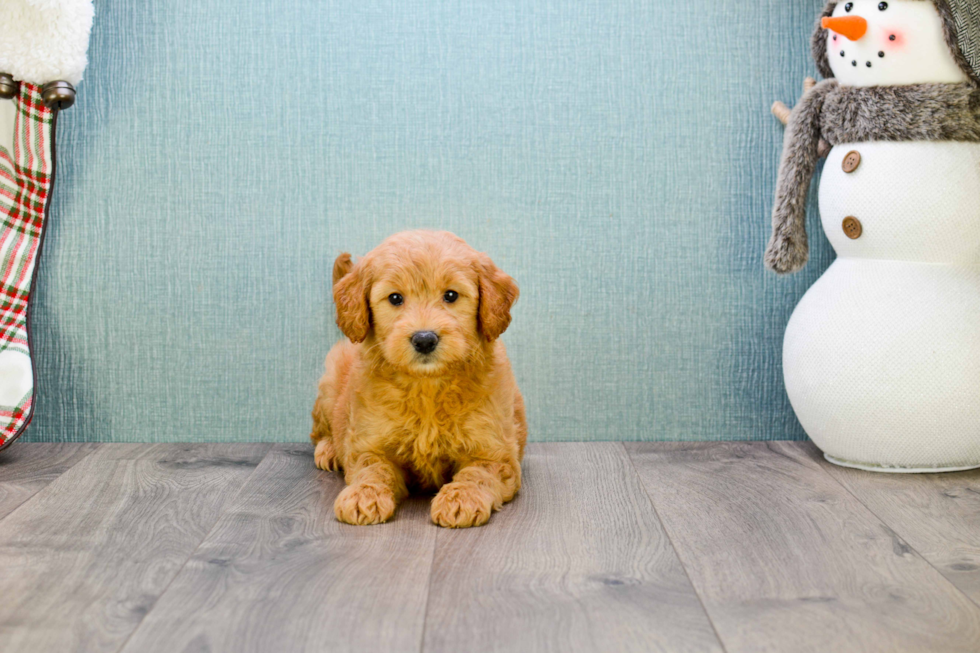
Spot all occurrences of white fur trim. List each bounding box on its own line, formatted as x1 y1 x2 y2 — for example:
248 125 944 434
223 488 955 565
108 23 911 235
0 0 94 86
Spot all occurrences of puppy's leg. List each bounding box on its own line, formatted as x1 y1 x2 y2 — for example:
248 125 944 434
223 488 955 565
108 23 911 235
313 439 337 471
514 389 528 460
431 459 521 528
334 453 408 525
311 392 338 471
311 341 357 471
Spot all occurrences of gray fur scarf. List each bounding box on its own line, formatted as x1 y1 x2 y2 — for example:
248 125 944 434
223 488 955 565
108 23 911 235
765 80 980 274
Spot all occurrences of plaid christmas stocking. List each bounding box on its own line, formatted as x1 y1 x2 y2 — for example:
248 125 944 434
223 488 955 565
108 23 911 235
0 84 55 451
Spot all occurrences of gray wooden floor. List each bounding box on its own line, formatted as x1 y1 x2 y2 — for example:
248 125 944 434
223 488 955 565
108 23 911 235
0 442 978 652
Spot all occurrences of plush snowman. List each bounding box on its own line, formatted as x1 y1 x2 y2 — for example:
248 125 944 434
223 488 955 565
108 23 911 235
767 0 980 471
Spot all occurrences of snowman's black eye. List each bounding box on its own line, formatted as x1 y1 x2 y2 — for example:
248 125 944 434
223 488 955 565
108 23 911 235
845 2 853 11
388 293 404 306
878 2 888 10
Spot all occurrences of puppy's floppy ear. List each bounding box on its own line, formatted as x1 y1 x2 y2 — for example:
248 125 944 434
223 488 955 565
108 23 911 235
477 254 519 342
332 252 354 286
333 255 371 343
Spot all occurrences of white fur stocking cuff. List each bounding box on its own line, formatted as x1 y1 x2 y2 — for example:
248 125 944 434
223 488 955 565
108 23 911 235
0 0 94 86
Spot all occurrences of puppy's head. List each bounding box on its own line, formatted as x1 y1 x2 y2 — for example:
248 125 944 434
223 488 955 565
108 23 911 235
333 230 519 376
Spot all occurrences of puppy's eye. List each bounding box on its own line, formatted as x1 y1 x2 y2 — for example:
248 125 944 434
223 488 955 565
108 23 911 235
878 2 887 10
388 293 404 306
844 2 853 11
443 290 459 304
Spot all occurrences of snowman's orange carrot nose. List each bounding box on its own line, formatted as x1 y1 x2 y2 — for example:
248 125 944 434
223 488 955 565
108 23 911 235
822 15 868 41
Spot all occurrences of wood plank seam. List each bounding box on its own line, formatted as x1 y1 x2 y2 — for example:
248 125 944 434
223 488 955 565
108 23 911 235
624 441 980 653
116 444 438 653
801 443 980 612
416 518 441 653
109 443 277 653
421 443 723 652
621 443 731 653
0 442 101 526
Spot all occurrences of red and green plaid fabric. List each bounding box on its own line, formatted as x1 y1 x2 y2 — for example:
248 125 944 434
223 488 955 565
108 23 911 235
0 84 55 451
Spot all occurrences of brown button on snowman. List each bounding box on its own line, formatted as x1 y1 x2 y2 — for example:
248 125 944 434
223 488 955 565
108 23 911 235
841 216 862 239
767 0 980 472
841 150 861 172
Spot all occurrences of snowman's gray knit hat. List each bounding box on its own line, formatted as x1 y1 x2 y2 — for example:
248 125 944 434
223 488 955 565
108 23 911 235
813 1 980 85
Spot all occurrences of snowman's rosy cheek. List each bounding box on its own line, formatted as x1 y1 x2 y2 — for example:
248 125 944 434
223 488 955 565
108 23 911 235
882 30 904 49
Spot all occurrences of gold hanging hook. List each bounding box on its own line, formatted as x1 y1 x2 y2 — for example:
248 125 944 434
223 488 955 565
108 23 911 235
40 81 76 111
0 73 18 100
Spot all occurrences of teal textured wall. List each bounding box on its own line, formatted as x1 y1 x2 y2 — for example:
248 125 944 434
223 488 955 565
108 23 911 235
26 0 833 443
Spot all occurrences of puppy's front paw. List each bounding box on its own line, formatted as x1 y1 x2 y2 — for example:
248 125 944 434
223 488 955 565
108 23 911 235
431 482 496 528
313 439 337 471
334 483 397 525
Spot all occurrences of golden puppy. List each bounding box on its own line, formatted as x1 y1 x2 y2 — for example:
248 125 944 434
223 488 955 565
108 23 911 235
310 230 526 528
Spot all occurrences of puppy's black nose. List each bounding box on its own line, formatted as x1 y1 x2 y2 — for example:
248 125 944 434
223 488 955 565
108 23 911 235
411 331 439 355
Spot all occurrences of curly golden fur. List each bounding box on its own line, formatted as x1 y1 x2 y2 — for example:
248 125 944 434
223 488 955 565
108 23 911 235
310 230 527 528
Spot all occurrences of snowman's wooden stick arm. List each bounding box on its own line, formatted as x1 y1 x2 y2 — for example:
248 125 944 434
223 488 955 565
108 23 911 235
766 79 837 274
771 78 817 125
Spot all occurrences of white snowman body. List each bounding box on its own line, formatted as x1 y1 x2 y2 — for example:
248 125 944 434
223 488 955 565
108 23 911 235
783 0 980 470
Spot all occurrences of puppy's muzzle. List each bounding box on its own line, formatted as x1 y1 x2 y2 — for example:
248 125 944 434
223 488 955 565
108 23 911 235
411 331 439 355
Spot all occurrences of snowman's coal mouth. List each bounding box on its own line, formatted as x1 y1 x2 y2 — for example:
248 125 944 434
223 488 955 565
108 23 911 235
833 33 886 71
838 48 884 70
